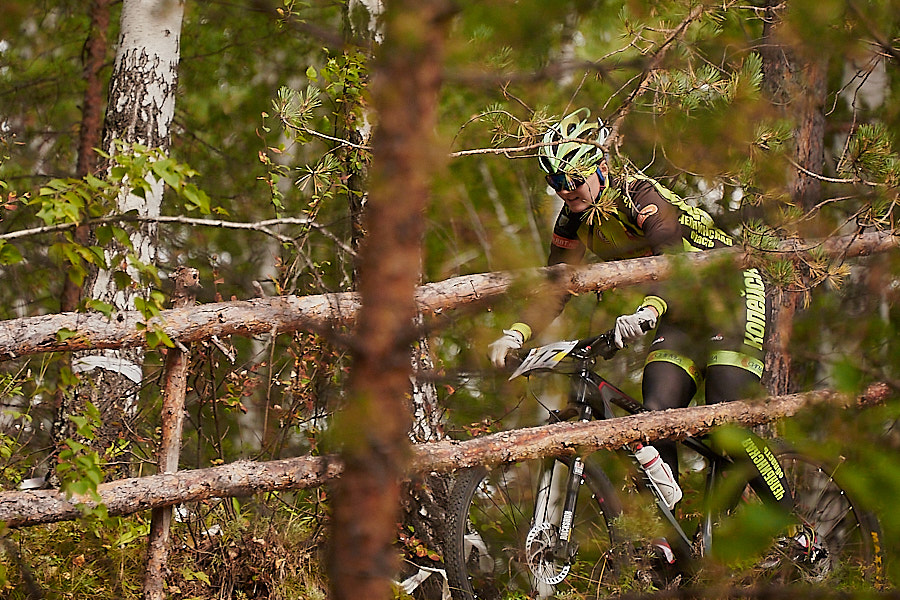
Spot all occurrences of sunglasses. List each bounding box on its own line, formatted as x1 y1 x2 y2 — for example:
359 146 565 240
545 171 585 192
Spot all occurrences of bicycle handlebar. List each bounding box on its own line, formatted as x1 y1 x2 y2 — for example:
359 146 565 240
506 319 654 375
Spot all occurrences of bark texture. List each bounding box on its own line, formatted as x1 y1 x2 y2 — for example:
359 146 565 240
63 0 111 312
0 231 894 361
759 0 829 396
142 267 199 600
327 1 451 598
0 383 887 529
57 0 185 474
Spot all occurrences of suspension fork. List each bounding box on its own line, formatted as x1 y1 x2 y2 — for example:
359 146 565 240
699 456 719 557
535 370 594 561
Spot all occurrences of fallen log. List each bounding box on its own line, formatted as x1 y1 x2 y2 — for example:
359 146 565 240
0 382 888 529
0 230 895 361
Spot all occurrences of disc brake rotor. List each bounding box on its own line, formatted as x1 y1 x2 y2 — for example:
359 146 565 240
525 522 570 585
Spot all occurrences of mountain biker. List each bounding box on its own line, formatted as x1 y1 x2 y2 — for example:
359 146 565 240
489 108 791 510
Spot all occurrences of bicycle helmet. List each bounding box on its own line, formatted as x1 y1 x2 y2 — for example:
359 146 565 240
538 108 610 175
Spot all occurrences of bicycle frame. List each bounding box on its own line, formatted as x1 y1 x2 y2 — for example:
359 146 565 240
447 331 883 598
536 352 738 566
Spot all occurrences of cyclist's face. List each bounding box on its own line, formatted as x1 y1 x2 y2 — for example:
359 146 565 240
556 161 608 213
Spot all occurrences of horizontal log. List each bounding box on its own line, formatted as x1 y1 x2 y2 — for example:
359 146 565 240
0 383 888 528
0 230 895 361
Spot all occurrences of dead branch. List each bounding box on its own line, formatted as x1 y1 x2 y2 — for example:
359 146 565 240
143 267 199 600
0 230 894 361
0 383 887 529
0 215 355 256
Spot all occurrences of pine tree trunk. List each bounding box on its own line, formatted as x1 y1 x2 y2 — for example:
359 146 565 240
327 1 451 598
759 0 828 396
341 4 451 595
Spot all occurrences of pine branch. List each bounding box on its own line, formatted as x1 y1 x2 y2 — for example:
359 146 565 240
606 3 715 148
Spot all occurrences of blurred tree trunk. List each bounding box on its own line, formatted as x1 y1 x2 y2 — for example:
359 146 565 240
54 0 185 474
342 3 450 595
759 0 828 396
327 1 451 599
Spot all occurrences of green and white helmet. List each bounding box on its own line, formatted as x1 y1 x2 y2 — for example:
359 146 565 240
538 108 610 174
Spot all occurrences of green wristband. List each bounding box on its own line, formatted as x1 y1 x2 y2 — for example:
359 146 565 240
509 322 532 342
638 295 667 317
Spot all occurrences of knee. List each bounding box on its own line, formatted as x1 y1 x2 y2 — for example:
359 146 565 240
642 359 697 411
705 363 761 404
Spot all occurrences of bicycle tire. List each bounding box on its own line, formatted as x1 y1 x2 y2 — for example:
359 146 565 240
445 457 626 600
730 447 886 588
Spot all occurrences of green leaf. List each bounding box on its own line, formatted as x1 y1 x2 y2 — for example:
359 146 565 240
114 522 151 548
151 157 181 188
146 328 175 349
67 265 87 287
56 328 79 341
85 299 115 318
95 225 114 246
112 226 133 248
113 270 134 290
194 571 211 585
832 359 865 393
0 241 23 265
182 184 211 214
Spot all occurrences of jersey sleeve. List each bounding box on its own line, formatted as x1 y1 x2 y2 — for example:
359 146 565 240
549 208 587 265
626 179 682 253
512 209 586 337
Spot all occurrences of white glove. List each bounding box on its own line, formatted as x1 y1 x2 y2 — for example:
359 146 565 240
488 329 524 367
613 307 658 349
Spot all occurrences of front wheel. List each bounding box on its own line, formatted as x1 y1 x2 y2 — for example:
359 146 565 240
445 457 626 600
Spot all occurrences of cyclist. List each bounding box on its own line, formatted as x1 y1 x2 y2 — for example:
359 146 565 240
489 108 790 511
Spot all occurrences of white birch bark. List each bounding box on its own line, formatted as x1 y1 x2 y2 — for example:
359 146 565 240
61 0 185 459
93 0 184 308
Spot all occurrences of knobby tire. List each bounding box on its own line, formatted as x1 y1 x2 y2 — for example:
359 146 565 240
445 457 625 600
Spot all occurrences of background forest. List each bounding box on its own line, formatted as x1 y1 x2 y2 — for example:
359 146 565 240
1 0 900 598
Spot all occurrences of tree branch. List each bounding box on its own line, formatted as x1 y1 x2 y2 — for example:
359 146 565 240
0 215 356 257
606 3 719 149
0 230 895 361
0 383 888 528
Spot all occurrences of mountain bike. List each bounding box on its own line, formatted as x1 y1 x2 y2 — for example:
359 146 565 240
444 328 885 599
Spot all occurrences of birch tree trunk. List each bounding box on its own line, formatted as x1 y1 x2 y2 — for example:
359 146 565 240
55 0 185 472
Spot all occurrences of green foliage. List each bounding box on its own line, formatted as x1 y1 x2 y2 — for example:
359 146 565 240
56 403 105 504
652 53 763 115
273 85 323 134
0 0 899 595
839 123 900 186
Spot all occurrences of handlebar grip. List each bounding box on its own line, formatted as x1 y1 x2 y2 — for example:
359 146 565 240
504 348 528 370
